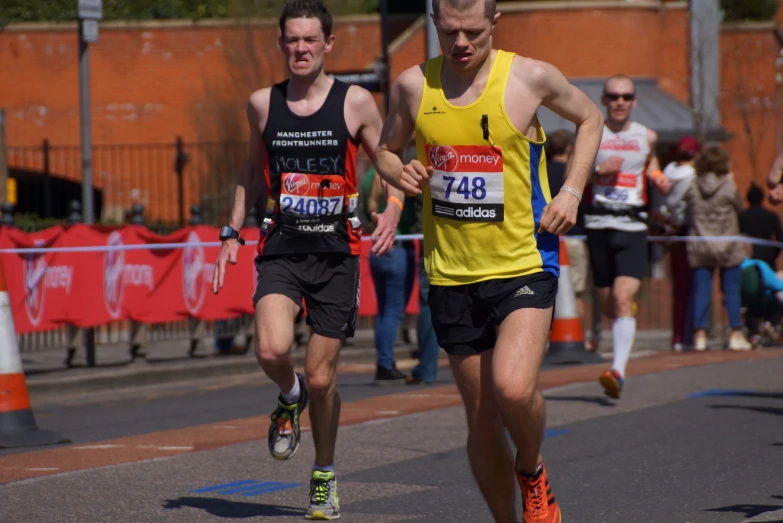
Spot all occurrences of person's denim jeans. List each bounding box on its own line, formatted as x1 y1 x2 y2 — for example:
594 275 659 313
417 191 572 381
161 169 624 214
412 254 439 383
692 266 742 330
370 243 415 369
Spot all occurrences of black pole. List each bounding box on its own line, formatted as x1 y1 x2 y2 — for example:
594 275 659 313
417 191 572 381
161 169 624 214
42 139 52 219
78 19 94 225
175 136 188 228
380 0 391 114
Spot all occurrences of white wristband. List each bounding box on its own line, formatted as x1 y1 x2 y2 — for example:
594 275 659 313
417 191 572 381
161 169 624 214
560 186 582 202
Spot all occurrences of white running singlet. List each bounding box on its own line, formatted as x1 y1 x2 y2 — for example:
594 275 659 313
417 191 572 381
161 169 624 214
585 122 650 232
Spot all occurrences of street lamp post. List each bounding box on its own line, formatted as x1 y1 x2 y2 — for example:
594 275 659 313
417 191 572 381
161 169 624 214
77 0 102 225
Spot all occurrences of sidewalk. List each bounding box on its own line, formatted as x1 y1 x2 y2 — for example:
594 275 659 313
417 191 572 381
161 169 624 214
22 328 673 398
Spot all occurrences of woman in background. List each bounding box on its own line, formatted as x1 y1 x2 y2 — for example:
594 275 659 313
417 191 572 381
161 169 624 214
362 168 417 384
685 145 753 351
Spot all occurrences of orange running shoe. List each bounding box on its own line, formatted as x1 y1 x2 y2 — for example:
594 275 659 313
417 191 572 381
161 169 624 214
599 369 624 399
516 461 561 523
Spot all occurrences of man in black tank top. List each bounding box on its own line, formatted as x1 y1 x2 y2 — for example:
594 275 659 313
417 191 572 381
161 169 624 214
210 1 407 519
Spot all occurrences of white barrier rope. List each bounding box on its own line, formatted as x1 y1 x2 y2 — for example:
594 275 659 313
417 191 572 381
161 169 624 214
0 233 779 254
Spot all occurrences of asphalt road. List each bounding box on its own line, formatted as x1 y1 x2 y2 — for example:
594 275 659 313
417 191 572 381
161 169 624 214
2 354 782 523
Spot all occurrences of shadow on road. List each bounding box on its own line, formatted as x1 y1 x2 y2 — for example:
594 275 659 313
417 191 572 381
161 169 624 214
543 395 616 407
709 405 783 418
162 497 306 518
717 392 783 401
704 496 783 519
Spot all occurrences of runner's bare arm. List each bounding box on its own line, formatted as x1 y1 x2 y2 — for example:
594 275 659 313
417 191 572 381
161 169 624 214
212 90 269 295
348 85 403 255
646 130 661 172
525 60 603 234
229 92 269 230
767 152 783 204
375 66 432 197
645 129 671 195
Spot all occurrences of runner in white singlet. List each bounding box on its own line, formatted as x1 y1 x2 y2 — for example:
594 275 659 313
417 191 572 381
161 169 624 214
586 75 671 399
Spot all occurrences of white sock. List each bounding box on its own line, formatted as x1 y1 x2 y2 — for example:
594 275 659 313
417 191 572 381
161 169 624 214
612 317 636 377
314 463 335 473
280 374 301 404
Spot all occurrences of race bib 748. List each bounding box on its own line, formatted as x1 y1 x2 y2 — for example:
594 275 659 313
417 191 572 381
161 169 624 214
425 145 504 222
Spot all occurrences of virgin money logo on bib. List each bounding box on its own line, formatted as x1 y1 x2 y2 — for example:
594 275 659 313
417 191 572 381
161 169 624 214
429 146 459 172
183 231 206 314
104 231 126 319
283 173 310 197
23 240 48 326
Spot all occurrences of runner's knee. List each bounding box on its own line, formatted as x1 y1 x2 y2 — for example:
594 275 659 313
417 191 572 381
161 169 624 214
255 336 291 366
305 366 337 400
494 375 537 412
612 289 635 316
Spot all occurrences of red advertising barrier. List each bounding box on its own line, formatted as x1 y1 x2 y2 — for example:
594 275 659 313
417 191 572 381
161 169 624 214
0 225 419 334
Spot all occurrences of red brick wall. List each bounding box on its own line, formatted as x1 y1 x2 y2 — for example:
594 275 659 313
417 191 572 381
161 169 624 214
0 17 392 147
659 5 691 102
493 8 665 80
719 25 780 196
1 5 694 149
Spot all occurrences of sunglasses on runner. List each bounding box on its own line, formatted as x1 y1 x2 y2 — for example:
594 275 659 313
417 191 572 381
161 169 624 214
604 92 636 102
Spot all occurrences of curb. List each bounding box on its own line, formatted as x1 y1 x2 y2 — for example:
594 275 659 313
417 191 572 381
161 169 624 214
25 345 418 398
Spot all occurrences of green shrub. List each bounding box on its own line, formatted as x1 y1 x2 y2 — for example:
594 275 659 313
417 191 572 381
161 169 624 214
721 0 777 22
0 0 377 25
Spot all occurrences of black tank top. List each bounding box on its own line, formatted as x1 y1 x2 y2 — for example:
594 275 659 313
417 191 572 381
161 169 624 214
259 79 361 257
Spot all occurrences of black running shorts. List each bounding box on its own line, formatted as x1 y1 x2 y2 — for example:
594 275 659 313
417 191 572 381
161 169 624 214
586 229 647 288
427 272 558 356
253 253 360 339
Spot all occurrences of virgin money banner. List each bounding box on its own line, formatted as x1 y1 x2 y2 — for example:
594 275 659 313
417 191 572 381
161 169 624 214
0 224 415 334
0 225 260 333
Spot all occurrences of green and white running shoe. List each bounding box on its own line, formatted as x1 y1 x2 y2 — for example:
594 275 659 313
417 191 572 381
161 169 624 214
268 373 309 460
306 470 340 520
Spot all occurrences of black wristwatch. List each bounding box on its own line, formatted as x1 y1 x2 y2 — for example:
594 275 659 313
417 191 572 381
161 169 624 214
219 225 245 245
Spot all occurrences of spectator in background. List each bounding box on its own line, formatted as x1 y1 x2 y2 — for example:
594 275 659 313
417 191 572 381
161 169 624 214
739 183 783 269
654 136 701 351
362 168 417 384
685 145 753 351
546 130 595 350
739 241 783 346
404 138 440 386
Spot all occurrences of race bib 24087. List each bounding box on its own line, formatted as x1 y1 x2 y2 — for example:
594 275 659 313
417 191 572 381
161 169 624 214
279 173 345 216
425 144 504 222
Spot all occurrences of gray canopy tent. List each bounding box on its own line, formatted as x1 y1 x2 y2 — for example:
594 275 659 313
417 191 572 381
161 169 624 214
536 78 729 144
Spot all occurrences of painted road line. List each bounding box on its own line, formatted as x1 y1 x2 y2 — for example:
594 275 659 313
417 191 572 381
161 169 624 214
689 389 755 398
191 480 302 496
191 480 258 493
509 429 570 442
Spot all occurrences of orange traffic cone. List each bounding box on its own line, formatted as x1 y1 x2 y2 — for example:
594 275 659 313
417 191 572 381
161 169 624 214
544 239 603 365
0 257 70 448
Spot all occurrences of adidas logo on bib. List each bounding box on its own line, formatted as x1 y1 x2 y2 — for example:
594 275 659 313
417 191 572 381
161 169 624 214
514 286 535 297
455 207 496 219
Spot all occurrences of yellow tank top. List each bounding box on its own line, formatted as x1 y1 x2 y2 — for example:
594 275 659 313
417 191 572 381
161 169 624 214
415 50 560 286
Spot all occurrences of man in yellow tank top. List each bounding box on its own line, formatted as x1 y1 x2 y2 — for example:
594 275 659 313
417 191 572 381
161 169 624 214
373 1 603 522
